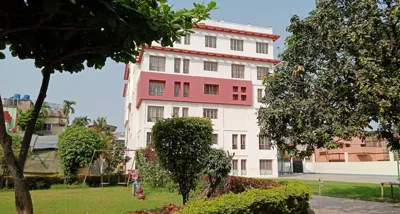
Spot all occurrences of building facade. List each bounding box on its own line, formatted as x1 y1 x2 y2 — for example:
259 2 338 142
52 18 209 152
123 20 280 178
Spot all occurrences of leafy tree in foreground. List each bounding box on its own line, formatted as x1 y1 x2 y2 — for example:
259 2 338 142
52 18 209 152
0 1 216 212
17 108 47 134
58 126 102 184
152 117 213 204
258 0 400 158
72 116 91 127
203 148 233 198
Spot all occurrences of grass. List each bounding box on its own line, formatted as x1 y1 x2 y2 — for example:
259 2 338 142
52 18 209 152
0 185 181 214
1 180 400 213
280 179 400 203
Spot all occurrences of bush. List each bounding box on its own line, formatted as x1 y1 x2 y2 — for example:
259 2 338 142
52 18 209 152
178 183 310 214
208 176 281 196
133 204 180 214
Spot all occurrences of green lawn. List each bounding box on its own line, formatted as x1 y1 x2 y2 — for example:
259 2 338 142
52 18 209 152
0 185 181 214
1 180 399 214
281 179 400 203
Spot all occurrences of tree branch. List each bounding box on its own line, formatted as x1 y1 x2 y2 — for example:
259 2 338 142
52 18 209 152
18 70 52 169
0 95 17 176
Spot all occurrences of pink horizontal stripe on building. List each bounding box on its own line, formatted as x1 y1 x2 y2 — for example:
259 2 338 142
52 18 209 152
136 71 253 108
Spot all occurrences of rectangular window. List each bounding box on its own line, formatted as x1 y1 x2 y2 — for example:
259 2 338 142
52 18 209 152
212 134 218 145
205 36 217 48
232 159 238 175
183 83 190 97
149 81 165 96
42 124 52 131
174 58 181 73
260 160 273 175
230 39 244 51
174 82 180 97
182 107 189 117
231 64 245 79
204 84 219 95
147 106 164 122
204 61 218 71
256 42 269 54
257 89 263 102
184 34 191 45
241 87 246 93
233 86 238 92
183 59 190 74
241 95 247 101
240 135 246 150
233 95 238 100
257 67 269 80
203 109 218 119
259 136 272 150
146 132 152 146
173 107 179 117
149 56 166 72
232 134 238 149
241 159 247 175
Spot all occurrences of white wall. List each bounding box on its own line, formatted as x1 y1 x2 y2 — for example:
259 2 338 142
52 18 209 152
304 161 399 176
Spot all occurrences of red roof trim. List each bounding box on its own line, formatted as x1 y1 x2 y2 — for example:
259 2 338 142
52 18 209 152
123 64 130 80
135 48 144 63
193 24 280 41
123 84 128 97
143 46 280 65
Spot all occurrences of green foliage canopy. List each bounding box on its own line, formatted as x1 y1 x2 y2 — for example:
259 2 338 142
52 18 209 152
17 108 47 134
203 149 233 198
57 126 102 184
152 117 213 204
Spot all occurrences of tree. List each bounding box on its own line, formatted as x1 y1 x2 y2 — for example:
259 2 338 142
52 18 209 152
258 0 400 158
152 117 213 204
58 126 102 184
72 116 91 127
0 135 22 177
93 117 114 144
0 1 216 212
203 148 233 198
103 143 131 183
62 100 76 124
17 108 47 134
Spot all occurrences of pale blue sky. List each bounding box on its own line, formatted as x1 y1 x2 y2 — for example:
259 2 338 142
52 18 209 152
0 0 315 131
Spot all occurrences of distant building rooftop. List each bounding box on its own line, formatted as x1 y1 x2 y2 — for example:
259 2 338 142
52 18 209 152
30 135 58 150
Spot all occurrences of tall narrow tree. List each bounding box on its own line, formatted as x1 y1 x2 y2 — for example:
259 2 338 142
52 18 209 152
62 100 76 125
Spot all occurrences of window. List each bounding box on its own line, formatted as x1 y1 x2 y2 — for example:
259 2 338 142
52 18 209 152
233 86 238 92
183 83 190 97
147 106 164 122
174 82 180 97
230 39 244 51
241 87 246 93
232 134 238 149
204 84 219 95
241 95 246 101
232 159 238 175
205 36 217 48
233 95 238 100
240 135 246 150
173 107 179 117
241 159 247 175
146 132 152 145
174 58 181 73
42 124 52 131
183 59 190 74
149 56 166 71
260 160 273 175
256 42 269 54
231 64 245 79
203 109 218 119
204 61 218 71
257 67 269 80
182 107 189 117
184 34 191 45
212 134 218 145
259 136 271 150
149 81 165 96
257 89 263 102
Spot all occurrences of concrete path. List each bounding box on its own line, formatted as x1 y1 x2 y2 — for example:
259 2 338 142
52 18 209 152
310 196 400 214
280 173 397 184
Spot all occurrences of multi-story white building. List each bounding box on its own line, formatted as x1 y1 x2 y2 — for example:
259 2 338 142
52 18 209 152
123 20 280 178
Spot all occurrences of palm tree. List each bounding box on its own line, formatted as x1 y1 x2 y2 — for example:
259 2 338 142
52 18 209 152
72 116 91 127
63 100 76 124
93 117 115 144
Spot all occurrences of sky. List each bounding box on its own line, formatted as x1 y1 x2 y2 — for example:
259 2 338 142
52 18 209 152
0 0 315 132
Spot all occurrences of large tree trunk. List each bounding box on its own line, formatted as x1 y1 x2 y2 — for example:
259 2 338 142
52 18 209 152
0 69 51 214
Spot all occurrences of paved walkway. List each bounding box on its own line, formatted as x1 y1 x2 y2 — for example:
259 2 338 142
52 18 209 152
310 196 400 214
280 173 397 184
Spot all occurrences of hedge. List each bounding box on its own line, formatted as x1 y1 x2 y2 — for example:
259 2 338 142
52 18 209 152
0 174 123 190
178 183 310 214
